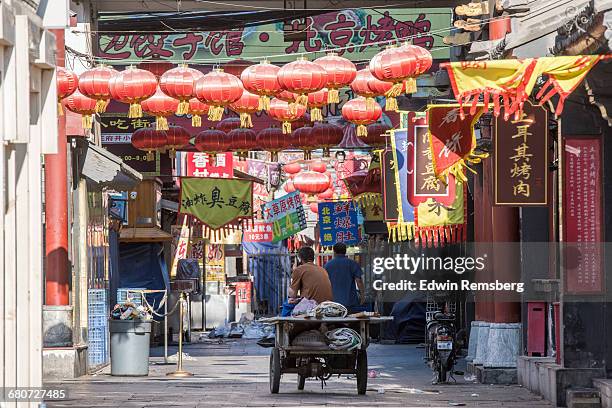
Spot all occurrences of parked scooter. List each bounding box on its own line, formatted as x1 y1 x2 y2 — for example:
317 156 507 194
426 302 457 383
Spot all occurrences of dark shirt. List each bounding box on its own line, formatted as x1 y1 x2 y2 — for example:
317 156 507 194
324 255 362 307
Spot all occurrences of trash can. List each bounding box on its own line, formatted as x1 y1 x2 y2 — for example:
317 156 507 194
109 319 152 376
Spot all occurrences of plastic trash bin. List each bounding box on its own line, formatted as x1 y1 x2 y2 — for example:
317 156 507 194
109 319 152 376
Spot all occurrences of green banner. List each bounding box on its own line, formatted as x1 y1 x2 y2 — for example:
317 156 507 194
180 178 253 230
261 191 307 243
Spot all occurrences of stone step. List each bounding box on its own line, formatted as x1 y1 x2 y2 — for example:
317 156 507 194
566 387 601 408
593 378 612 408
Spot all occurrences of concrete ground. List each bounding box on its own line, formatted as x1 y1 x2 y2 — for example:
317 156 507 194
46 338 551 407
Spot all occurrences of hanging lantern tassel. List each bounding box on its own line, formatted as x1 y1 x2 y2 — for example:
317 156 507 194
282 121 292 134
146 151 155 161
58 101 64 116
404 78 417 94
328 88 340 104
192 114 202 127
81 114 93 130
129 102 143 119
366 97 376 110
385 97 398 112
95 99 109 114
310 107 323 122
356 124 368 137
176 100 190 115
156 116 169 130
296 94 308 106
258 95 271 111
169 149 176 159
240 112 253 128
208 105 224 121
387 82 404 98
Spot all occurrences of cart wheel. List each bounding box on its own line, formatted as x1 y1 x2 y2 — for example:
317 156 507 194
356 350 368 395
297 374 306 390
269 347 281 394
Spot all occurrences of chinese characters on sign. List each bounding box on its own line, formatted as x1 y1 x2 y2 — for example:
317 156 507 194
205 243 225 282
261 191 307 243
243 221 274 243
185 152 234 178
318 201 360 246
564 138 602 294
494 102 548 205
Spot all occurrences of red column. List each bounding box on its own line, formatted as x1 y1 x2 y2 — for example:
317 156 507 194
45 28 69 306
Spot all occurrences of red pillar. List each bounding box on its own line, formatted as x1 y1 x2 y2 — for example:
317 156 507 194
45 28 69 306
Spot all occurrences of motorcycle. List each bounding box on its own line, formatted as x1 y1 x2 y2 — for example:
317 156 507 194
426 300 457 383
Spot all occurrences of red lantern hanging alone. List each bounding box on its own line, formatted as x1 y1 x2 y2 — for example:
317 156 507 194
267 98 306 134
240 60 281 110
311 123 343 156
350 69 392 110
293 171 331 196
131 127 168 161
277 57 328 106
109 66 157 118
77 65 117 113
283 162 302 175
195 69 243 121
63 89 98 130
307 88 329 122
194 129 231 164
56 67 78 115
342 97 382 137
160 65 203 115
401 43 433 77
369 45 419 110
138 60 175 80
216 117 241 133
257 127 291 161
360 122 391 148
164 125 191 158
309 161 327 173
291 126 318 160
141 87 179 130
227 128 257 157
314 53 357 103
188 98 209 127
229 89 260 128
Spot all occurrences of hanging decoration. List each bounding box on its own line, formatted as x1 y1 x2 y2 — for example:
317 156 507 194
427 105 485 181
342 97 382 137
291 126 317 159
261 191 307 242
164 126 191 159
311 123 343 156
195 69 243 121
227 127 258 158
188 98 209 127
141 87 179 130
317 188 334 200
267 98 306 134
369 45 418 111
308 161 327 173
240 60 281 110
283 162 302 175
229 89 261 128
360 122 390 148
442 55 605 119
401 43 433 81
277 57 328 106
293 171 330 196
307 88 329 122
318 201 360 247
131 127 168 161
56 67 79 115
216 117 241 133
350 69 392 110
63 89 98 130
160 64 203 115
284 179 296 193
257 127 290 161
314 53 357 103
77 65 117 113
179 178 253 238
194 129 231 164
137 60 174 80
109 66 157 118
343 155 382 208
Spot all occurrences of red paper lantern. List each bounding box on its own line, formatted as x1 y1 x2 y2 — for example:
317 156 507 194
216 117 241 133
350 69 392 110
311 123 343 156
308 161 327 173
240 60 281 110
160 65 203 115
229 89 260 128
141 87 179 130
131 127 168 160
291 126 318 160
307 88 328 122
138 60 175 80
369 45 419 110
283 162 302 174
317 188 334 200
293 171 330 195
267 98 306 134
361 122 391 148
400 43 433 76
164 125 191 158
63 89 97 130
277 58 328 106
195 69 243 121
109 66 157 118
309 203 319 213
342 97 382 137
227 128 257 156
188 98 209 127
78 65 117 113
314 53 357 103
194 129 231 164
56 67 78 114
284 179 296 193
257 127 290 161
277 90 298 103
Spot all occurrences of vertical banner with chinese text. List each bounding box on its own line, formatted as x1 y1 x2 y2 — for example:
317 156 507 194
318 201 360 247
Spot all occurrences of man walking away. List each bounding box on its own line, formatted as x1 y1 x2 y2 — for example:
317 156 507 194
324 243 365 312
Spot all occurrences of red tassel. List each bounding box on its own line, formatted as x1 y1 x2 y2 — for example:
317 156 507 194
469 92 479 115
493 93 501 117
535 79 554 100
483 90 490 112
555 97 566 116
502 93 511 120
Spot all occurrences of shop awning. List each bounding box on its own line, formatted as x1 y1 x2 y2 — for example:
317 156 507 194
119 227 173 242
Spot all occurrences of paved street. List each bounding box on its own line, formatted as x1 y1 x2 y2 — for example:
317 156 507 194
46 339 551 407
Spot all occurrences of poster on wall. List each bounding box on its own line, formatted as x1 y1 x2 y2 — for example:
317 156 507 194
205 243 225 282
563 137 602 294
318 201 360 247
243 221 274 243
183 152 234 178
261 191 307 242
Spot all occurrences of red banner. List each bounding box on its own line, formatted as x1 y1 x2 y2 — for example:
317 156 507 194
564 137 602 294
243 221 274 242
185 152 233 178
